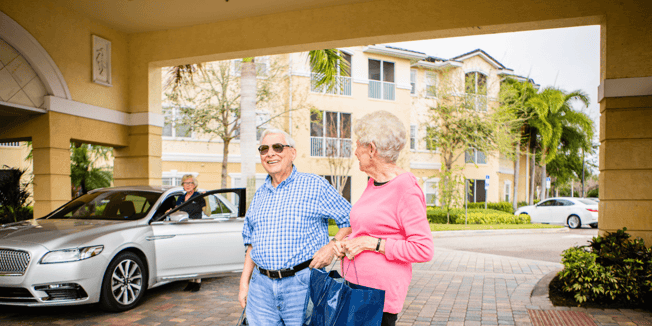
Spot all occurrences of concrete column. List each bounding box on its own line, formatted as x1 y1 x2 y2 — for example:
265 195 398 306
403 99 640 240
113 64 162 186
31 113 71 218
599 7 652 244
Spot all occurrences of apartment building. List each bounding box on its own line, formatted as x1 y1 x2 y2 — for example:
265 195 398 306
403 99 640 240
160 46 534 205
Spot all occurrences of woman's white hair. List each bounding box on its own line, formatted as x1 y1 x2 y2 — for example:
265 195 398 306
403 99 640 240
181 174 198 191
354 110 406 164
260 128 296 147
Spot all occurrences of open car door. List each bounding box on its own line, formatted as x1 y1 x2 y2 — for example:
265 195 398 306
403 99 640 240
149 188 246 282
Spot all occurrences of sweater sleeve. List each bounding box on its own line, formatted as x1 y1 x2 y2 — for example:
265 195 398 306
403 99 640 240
384 186 434 263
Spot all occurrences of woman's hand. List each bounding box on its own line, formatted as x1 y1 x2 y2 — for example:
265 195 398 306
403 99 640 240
342 236 376 258
332 239 346 259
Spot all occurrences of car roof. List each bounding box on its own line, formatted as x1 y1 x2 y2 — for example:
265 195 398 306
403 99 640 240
88 185 180 194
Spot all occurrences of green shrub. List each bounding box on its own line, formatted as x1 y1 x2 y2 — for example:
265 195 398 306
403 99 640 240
557 228 652 306
426 207 530 224
517 199 540 207
464 201 514 214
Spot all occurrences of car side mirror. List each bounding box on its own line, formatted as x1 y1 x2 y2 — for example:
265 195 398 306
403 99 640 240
169 211 189 222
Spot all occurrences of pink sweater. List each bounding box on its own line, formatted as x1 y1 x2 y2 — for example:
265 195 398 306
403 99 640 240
342 172 434 314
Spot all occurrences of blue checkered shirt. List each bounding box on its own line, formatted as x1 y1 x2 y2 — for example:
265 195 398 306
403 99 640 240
242 166 351 270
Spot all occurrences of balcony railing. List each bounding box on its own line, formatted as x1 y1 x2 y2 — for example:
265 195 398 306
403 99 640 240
368 80 395 100
311 137 352 157
469 94 487 111
0 142 20 147
310 73 352 96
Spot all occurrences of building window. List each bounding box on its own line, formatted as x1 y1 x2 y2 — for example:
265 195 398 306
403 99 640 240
163 107 192 138
465 148 487 164
232 56 270 77
310 110 352 157
368 59 395 100
465 71 488 111
234 110 270 141
425 71 437 97
467 179 486 203
410 125 417 150
410 69 417 95
162 171 198 186
322 175 351 202
230 173 268 190
424 179 439 206
311 52 352 96
504 180 511 202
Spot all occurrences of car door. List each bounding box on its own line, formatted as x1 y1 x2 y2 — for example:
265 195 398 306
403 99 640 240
533 199 557 223
556 199 575 224
149 188 246 281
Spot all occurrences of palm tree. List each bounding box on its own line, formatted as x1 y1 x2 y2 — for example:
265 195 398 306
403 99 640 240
240 50 348 205
499 77 538 209
528 87 592 200
70 143 113 197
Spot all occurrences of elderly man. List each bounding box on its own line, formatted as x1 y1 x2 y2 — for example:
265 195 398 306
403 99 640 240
239 128 352 325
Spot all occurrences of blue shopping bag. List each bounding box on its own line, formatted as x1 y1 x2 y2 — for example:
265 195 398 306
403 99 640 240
302 261 385 326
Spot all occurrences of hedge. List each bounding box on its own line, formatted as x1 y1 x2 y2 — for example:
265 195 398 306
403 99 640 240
463 201 514 214
426 207 530 224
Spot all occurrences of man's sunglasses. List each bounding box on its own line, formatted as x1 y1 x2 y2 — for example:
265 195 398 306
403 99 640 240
258 143 292 155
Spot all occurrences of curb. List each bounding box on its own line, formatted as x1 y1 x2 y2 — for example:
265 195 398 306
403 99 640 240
531 269 562 298
431 227 570 238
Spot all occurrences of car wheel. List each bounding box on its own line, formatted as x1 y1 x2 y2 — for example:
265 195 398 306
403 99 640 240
567 215 581 229
590 223 598 229
99 251 148 312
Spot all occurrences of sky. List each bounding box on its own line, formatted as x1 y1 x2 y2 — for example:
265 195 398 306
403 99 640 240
384 25 601 139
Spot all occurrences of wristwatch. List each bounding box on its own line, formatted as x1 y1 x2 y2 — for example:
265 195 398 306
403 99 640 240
375 238 382 252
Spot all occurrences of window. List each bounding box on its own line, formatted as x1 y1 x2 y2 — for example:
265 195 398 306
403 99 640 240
311 52 352 96
310 110 352 157
163 107 192 138
467 179 486 203
368 59 395 100
465 148 487 164
162 177 182 186
322 175 351 202
424 180 439 206
162 171 197 186
425 71 437 97
465 72 488 111
230 173 268 190
234 110 270 141
410 69 417 95
410 125 417 150
504 181 511 202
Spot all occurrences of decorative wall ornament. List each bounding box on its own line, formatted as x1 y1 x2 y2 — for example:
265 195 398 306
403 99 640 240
92 35 111 86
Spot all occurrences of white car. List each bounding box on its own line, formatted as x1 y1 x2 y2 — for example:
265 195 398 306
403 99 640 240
0 186 246 312
515 197 598 229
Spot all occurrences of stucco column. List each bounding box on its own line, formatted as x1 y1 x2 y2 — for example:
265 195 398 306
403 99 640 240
31 112 71 218
113 64 162 186
599 8 652 244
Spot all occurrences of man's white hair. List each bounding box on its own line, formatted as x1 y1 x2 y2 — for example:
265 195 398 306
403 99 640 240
354 110 406 164
260 128 296 147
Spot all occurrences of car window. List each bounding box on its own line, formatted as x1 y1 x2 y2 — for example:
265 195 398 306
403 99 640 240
155 189 245 222
538 200 556 207
557 199 573 206
48 191 161 220
578 199 597 205
203 194 236 218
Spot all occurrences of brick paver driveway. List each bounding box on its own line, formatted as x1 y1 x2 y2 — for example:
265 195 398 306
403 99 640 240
1 243 651 326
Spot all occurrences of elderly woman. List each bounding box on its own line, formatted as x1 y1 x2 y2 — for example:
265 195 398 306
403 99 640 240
334 110 434 326
176 174 206 291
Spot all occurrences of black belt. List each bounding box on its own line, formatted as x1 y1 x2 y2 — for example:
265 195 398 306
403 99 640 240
257 259 312 279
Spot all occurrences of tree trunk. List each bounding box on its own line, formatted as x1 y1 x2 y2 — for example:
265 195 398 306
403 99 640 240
240 59 257 208
512 144 520 211
540 155 547 201
221 139 231 189
529 148 536 205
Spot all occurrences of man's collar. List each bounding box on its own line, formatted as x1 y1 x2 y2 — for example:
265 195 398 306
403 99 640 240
265 165 297 189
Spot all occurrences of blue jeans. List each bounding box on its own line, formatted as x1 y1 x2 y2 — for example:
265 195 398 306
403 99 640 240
246 267 311 326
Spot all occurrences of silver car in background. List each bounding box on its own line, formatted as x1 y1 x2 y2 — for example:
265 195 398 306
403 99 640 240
0 186 246 311
515 197 599 229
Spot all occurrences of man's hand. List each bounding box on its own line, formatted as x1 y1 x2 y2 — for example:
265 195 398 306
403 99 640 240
310 242 336 269
332 239 346 258
238 284 248 308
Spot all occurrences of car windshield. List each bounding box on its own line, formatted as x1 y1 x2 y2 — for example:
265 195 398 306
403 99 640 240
45 191 162 220
578 199 598 205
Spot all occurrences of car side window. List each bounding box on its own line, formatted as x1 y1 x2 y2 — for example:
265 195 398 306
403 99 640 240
558 200 573 206
539 200 555 207
153 194 182 219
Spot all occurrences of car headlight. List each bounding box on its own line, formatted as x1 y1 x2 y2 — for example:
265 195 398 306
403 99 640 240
40 245 104 264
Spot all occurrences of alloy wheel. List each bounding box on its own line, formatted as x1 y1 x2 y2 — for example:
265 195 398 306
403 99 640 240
111 259 143 305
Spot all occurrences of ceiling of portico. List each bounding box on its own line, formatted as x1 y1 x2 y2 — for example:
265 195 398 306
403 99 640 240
51 0 376 34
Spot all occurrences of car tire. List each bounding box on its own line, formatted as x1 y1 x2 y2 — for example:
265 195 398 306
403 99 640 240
567 215 581 229
99 251 148 312
590 223 598 229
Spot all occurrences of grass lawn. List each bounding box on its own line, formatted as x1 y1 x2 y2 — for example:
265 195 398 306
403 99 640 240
329 223 563 236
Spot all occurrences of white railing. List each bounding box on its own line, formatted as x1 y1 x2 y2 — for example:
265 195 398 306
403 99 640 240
368 80 395 100
0 142 20 147
310 137 352 157
310 73 352 96
470 94 487 111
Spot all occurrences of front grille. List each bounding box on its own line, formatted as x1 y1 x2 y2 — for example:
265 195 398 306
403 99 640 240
0 249 31 275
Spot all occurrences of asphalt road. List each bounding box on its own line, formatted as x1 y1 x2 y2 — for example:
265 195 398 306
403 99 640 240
432 227 598 263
